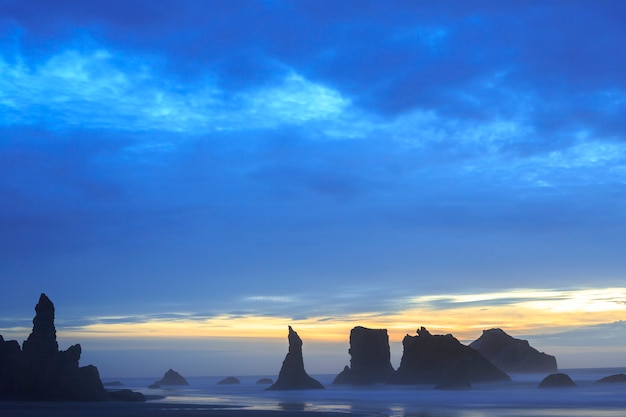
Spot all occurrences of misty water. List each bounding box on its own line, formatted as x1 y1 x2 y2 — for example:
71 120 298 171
104 368 626 416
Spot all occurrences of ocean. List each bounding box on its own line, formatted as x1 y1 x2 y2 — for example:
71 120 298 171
103 368 626 417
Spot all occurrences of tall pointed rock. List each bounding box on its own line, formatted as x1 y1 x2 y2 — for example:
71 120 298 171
267 326 324 390
22 294 58 357
0 294 113 400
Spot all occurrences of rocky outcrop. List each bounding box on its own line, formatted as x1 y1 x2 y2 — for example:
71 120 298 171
267 326 324 390
0 294 115 401
469 328 557 373
596 373 626 384
218 376 240 385
434 365 472 390
538 373 576 388
332 326 395 385
388 327 510 385
108 389 146 402
256 378 273 384
152 369 189 386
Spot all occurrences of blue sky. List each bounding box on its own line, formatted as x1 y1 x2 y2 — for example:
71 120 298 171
1 1 626 377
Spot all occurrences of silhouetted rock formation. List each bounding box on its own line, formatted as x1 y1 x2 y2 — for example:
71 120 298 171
108 389 146 402
267 326 324 390
469 328 557 373
0 294 114 401
388 327 510 385
596 373 626 384
256 378 273 384
332 326 395 385
153 369 189 386
218 376 240 385
538 373 576 388
434 364 472 390
333 366 353 385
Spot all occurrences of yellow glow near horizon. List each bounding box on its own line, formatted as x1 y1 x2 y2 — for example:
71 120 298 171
42 287 626 345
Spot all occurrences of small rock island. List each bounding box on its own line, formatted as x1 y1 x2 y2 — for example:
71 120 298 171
152 369 189 386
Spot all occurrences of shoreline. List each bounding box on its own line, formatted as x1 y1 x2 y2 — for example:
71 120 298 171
0 401 368 417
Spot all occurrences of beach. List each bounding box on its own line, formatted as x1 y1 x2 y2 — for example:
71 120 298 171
0 402 368 417
3 369 625 417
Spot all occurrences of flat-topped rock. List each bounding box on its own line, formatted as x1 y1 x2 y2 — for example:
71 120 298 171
333 326 395 385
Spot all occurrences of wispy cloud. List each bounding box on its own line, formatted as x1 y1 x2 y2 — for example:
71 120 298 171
3 38 626 198
245 295 296 303
3 287 623 346
0 47 349 134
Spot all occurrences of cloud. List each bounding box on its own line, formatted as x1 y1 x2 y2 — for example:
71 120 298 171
245 295 296 303
0 45 350 133
406 288 626 312
2 2 626 366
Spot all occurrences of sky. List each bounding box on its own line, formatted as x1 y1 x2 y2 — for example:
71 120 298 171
1 0 626 378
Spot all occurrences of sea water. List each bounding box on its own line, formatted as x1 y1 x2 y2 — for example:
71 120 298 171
104 368 626 417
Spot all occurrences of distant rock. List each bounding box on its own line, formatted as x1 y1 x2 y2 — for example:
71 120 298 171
152 369 189 386
256 378 273 385
108 389 146 402
267 326 324 390
388 327 510 385
333 366 353 385
0 294 115 401
538 373 577 388
103 381 124 387
469 329 557 373
332 326 395 385
147 384 161 389
218 376 240 385
596 373 626 384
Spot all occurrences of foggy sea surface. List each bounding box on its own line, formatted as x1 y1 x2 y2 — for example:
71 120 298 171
106 368 626 417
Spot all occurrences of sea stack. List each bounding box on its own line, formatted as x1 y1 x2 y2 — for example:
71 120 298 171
469 328 557 373
267 326 324 390
152 369 189 386
0 294 110 401
388 327 510 385
596 374 626 384
333 326 395 385
538 373 576 388
218 376 240 385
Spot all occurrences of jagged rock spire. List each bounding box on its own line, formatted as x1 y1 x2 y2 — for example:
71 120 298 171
267 326 324 390
0 293 113 400
22 293 58 356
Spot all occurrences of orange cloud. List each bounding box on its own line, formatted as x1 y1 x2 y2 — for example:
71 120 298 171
54 287 626 345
